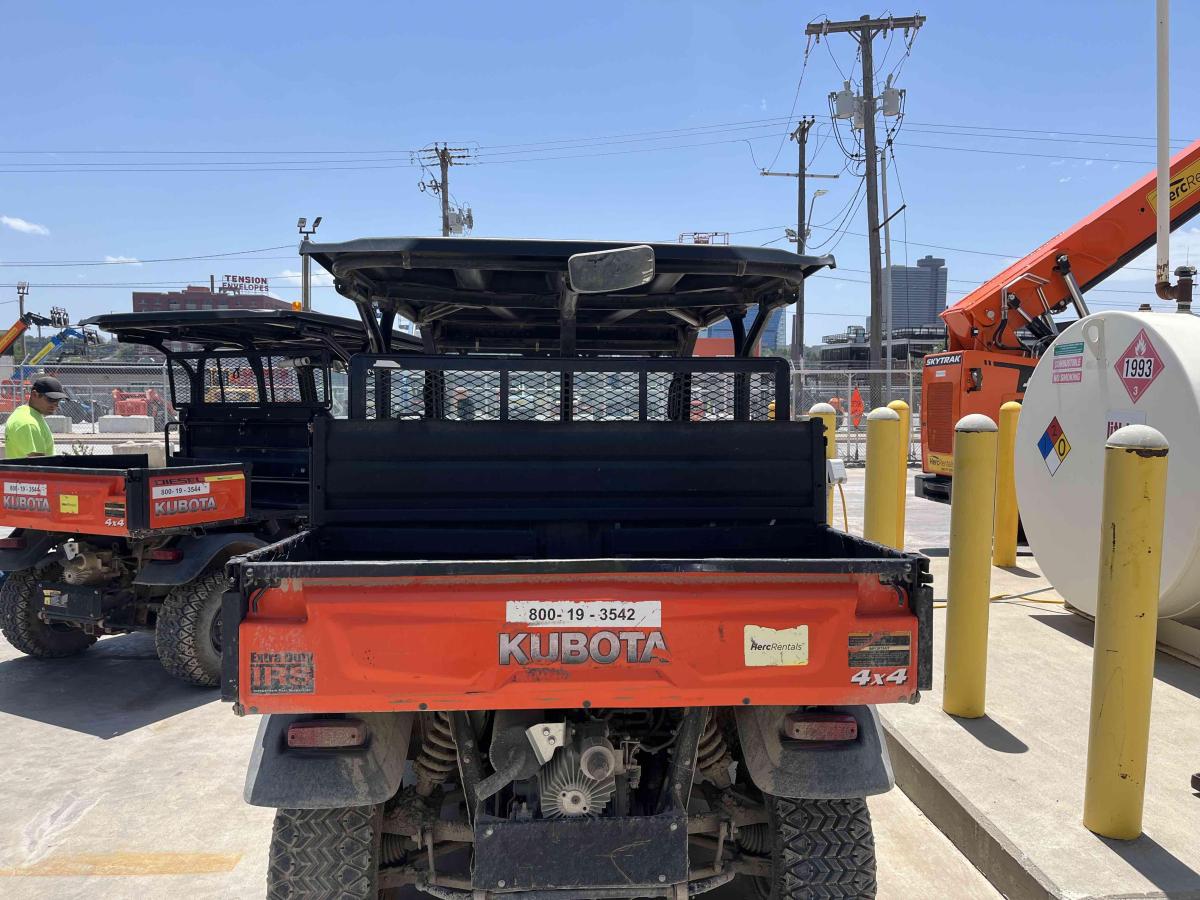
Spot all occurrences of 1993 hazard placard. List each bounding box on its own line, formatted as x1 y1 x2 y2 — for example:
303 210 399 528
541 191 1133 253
1115 328 1164 403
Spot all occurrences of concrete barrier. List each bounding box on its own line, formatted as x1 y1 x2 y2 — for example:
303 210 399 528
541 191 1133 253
98 415 154 434
113 441 166 468
43 415 71 435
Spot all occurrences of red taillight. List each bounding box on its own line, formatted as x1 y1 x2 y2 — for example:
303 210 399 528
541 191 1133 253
287 718 368 749
781 712 859 743
0 537 26 549
150 548 183 562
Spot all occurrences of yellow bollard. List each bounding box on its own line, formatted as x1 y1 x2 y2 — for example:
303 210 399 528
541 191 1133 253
888 399 911 547
809 402 838 526
863 407 902 549
992 401 1022 567
942 414 998 719
1083 425 1168 840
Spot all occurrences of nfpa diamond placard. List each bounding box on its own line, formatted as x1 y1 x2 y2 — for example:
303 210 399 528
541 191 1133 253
1115 328 1164 403
1037 417 1072 476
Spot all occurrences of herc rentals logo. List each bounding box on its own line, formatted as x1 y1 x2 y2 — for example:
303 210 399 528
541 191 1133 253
1147 157 1200 214
499 630 669 665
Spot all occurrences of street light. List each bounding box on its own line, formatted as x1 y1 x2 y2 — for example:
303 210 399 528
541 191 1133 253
297 217 322 311
805 189 830 242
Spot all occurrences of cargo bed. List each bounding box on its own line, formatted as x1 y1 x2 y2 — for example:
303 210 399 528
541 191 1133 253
225 528 929 714
0 453 248 538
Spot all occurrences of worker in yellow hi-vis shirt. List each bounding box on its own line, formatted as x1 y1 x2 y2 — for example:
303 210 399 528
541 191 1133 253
4 375 64 459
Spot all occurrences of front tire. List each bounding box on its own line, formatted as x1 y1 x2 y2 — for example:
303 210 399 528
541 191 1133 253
268 805 383 899
0 565 97 658
766 795 877 899
155 570 226 686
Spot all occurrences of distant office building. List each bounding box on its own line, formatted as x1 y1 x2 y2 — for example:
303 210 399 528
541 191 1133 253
132 275 291 313
813 324 945 368
887 255 948 329
701 305 785 352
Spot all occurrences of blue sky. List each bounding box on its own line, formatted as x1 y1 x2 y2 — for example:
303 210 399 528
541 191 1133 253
1 0 1197 339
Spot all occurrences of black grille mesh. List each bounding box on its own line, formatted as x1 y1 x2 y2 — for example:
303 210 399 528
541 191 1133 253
360 362 786 422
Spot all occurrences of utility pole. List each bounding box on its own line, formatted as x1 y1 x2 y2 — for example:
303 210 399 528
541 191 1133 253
760 117 838 386
15 281 28 362
807 13 925 408
794 118 812 372
416 144 474 237
880 147 893 391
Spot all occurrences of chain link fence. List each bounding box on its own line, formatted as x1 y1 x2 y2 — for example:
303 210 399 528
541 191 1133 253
0 362 172 438
793 367 923 465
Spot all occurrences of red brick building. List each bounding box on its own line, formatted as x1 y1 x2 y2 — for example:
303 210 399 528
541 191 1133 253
132 282 291 313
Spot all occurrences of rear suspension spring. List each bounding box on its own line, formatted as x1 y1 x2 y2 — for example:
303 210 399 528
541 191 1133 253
413 711 458 797
696 712 734 789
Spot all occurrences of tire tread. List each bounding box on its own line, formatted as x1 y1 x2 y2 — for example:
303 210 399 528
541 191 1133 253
154 570 225 686
267 805 382 899
0 565 96 658
770 796 877 899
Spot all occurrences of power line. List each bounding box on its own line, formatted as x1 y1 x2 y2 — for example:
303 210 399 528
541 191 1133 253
0 124 1184 175
0 245 295 268
0 115 1192 161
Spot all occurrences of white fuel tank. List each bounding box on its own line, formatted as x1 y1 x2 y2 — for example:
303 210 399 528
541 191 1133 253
1015 310 1200 625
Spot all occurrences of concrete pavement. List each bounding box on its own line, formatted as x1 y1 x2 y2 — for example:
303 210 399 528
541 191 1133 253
0 471 999 900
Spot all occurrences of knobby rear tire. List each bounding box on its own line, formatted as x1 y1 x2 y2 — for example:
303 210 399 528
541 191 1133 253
767 795 877 899
267 805 383 900
0 565 96 658
154 569 226 686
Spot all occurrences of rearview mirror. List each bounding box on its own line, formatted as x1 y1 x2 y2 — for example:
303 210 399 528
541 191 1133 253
567 245 655 294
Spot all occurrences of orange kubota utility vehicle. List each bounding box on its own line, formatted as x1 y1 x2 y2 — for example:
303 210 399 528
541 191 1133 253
916 138 1200 502
222 238 932 899
0 309 416 685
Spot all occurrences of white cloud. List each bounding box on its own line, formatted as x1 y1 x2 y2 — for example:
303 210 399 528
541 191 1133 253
1016 163 1027 171
1058 176 1072 183
760 98 767 111
1084 159 1094 167
104 255 141 266
0 215 50 236
277 268 333 288
1049 158 1066 167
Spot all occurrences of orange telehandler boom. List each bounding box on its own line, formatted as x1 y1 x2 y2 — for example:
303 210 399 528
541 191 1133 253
915 138 1200 502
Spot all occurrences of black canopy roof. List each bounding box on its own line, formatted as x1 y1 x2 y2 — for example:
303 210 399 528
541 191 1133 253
85 309 419 361
304 237 834 355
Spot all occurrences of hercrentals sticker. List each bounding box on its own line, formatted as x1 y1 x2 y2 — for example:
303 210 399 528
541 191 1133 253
1147 157 1200 214
925 353 962 367
499 630 668 665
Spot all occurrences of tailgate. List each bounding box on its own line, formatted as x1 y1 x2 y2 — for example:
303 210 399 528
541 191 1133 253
230 565 928 714
0 461 249 537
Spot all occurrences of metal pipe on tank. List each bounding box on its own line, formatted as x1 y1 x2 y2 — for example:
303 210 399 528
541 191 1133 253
1156 0 1170 289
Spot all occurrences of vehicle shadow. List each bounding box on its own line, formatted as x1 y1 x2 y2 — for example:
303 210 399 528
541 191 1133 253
0 632 216 739
1032 613 1200 702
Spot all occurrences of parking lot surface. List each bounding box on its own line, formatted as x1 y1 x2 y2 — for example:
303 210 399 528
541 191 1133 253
0 471 998 899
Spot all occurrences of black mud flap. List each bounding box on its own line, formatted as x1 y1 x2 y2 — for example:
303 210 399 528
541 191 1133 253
472 813 688 894
244 712 414 809
735 705 893 799
0 531 58 572
136 533 266 587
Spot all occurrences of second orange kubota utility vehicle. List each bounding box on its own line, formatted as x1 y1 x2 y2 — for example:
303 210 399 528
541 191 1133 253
0 309 416 685
221 239 932 899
